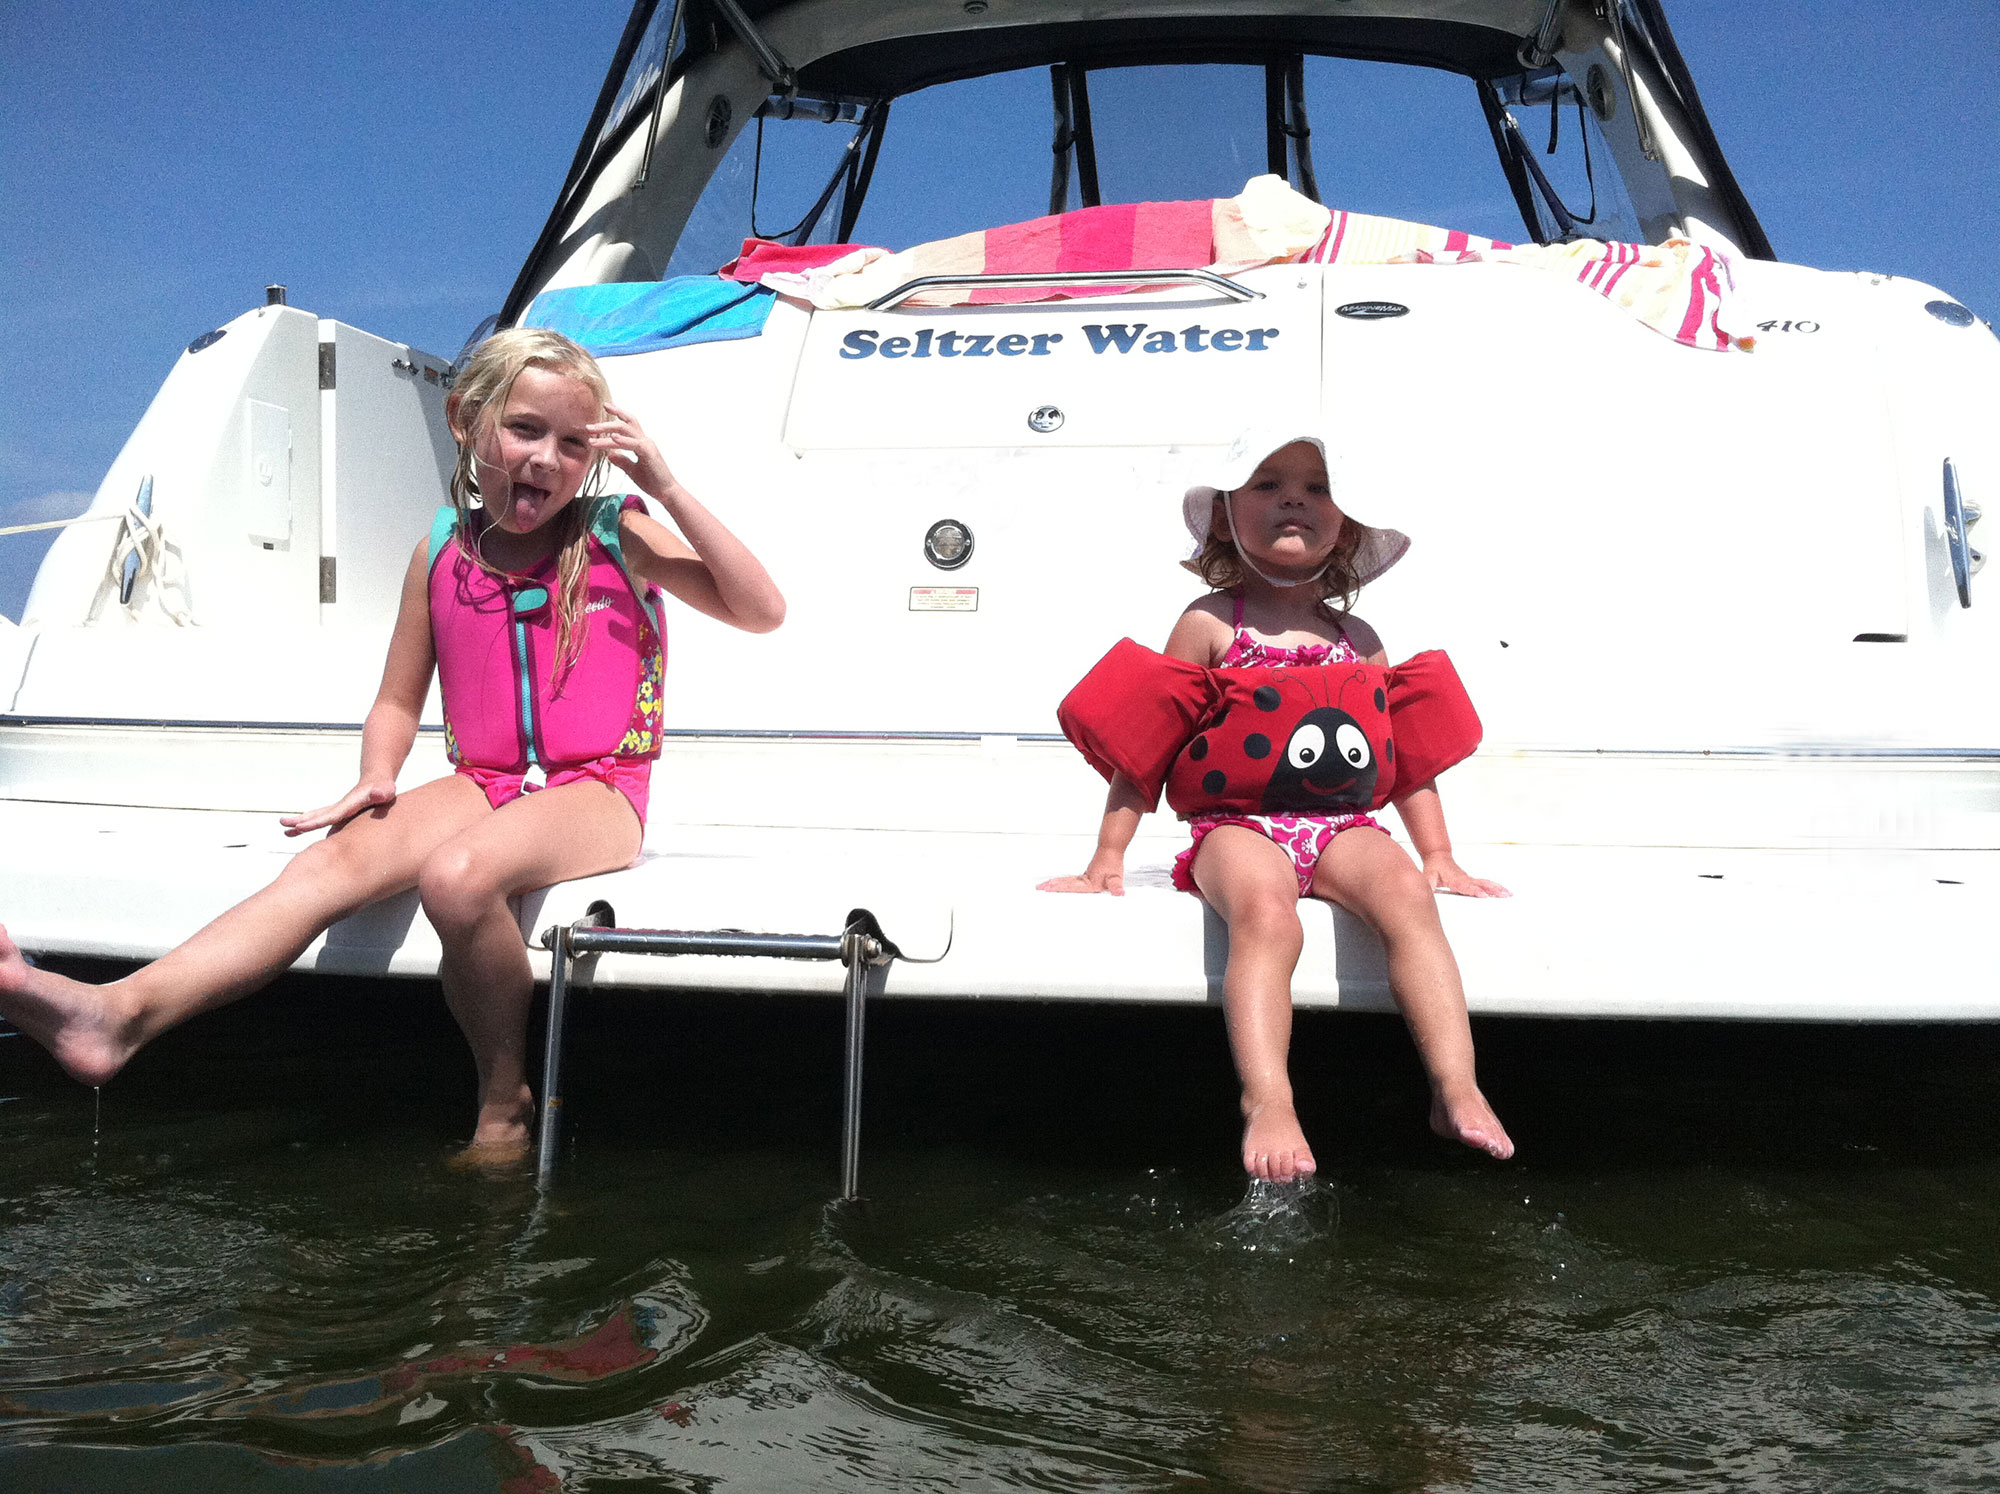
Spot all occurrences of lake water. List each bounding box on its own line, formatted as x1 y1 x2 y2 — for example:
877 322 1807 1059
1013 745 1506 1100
4 970 1999 1491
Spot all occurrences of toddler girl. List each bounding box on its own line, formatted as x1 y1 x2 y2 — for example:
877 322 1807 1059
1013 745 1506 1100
0 328 784 1159
1042 434 1511 1180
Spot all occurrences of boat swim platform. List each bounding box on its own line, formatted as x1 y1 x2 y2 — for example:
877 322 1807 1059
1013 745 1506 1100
2 789 1995 1024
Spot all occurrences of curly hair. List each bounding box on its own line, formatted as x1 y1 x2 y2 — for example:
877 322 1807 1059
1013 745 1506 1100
1179 494 1367 616
445 328 613 687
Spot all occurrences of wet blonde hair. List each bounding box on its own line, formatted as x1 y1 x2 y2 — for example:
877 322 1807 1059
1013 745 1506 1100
447 327 613 685
1180 494 1368 616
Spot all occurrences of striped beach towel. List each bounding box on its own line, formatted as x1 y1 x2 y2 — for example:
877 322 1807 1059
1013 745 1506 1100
739 176 1750 352
749 175 1328 310
1304 208 1750 351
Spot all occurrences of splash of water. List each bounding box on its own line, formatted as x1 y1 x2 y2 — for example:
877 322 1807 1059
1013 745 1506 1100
1206 1175 1338 1258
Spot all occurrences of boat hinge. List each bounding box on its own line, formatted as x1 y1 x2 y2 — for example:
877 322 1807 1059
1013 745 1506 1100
319 556 337 604
317 341 336 390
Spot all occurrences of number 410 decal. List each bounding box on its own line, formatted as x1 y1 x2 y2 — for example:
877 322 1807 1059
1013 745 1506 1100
1756 319 1821 333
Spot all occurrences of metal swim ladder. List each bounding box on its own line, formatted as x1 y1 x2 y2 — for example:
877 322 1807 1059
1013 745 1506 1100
534 906 894 1195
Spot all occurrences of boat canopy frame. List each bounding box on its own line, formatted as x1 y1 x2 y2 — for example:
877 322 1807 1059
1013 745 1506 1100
748 43 1325 248
499 0 1771 326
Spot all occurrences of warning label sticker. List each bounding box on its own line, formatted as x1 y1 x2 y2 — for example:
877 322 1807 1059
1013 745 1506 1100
909 587 978 613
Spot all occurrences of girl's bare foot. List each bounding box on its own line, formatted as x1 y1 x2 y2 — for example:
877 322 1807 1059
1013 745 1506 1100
453 1082 536 1165
0 925 139 1087
1242 1095 1317 1182
450 1136 533 1169
1430 1085 1514 1159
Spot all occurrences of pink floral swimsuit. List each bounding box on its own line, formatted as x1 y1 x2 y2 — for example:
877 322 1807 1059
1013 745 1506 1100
1169 595 1388 897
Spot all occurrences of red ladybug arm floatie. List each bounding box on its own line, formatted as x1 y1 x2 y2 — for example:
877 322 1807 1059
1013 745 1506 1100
1054 638 1219 807
1056 641 1480 813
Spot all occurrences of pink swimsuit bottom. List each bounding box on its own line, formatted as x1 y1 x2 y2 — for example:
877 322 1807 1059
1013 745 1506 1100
1169 597 1386 898
1171 810 1384 897
455 755 653 828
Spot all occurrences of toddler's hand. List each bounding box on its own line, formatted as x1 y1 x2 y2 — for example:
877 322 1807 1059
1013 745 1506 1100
1422 852 1510 899
281 779 399 837
1037 870 1126 895
1037 853 1126 896
588 402 677 500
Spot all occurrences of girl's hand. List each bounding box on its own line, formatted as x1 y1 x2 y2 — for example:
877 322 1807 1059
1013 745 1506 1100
587 402 677 501
280 779 399 837
1037 851 1127 896
1422 851 1511 899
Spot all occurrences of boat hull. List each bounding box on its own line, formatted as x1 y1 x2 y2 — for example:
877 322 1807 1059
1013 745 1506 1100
3 722 1992 1019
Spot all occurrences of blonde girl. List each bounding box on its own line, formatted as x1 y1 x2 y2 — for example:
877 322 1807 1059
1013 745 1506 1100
0 328 784 1157
1043 434 1511 1181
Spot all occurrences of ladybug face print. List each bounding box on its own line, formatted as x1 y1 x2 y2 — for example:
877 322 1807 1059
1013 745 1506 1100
1165 665 1397 817
1265 704 1377 812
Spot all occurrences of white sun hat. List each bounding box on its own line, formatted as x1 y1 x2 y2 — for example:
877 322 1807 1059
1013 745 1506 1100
1182 430 1409 586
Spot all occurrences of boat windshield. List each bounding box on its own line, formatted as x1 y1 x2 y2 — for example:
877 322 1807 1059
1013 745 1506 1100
664 56 1640 277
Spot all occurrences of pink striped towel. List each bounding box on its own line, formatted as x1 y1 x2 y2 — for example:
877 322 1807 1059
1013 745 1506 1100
751 176 1327 310
1304 208 1751 351
743 176 1750 351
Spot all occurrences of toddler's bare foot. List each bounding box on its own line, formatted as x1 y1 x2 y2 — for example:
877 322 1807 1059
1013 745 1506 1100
1242 1095 1317 1182
1430 1085 1514 1159
0 925 139 1087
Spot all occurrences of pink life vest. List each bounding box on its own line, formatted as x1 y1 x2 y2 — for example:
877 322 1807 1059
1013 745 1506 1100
427 493 666 775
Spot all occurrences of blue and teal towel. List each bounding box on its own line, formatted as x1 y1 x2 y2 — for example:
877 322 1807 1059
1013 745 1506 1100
522 278 777 357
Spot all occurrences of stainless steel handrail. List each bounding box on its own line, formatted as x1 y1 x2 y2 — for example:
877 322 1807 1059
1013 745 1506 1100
865 268 1264 311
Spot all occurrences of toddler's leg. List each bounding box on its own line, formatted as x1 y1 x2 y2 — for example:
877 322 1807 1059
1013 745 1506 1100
1190 826 1317 1182
0 777 492 1086
1312 830 1513 1159
416 780 642 1158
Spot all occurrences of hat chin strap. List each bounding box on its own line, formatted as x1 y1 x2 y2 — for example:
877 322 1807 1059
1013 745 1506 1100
1225 490 1328 590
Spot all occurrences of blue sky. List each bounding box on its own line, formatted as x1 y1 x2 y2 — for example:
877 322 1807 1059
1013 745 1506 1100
3 2 1995 616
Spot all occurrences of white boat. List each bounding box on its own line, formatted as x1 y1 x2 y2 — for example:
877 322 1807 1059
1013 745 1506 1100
4 0 1995 1033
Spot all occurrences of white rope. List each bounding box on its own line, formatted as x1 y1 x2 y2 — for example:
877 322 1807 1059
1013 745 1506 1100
105 500 194 628
0 512 124 538
1 491 197 625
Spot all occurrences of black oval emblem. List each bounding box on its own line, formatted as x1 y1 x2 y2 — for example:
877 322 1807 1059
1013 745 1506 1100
186 327 227 354
1336 301 1410 320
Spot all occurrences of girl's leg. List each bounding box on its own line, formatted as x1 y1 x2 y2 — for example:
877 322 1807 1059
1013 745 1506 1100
0 776 493 1086
414 779 642 1155
1190 826 1317 1182
1311 831 1513 1159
